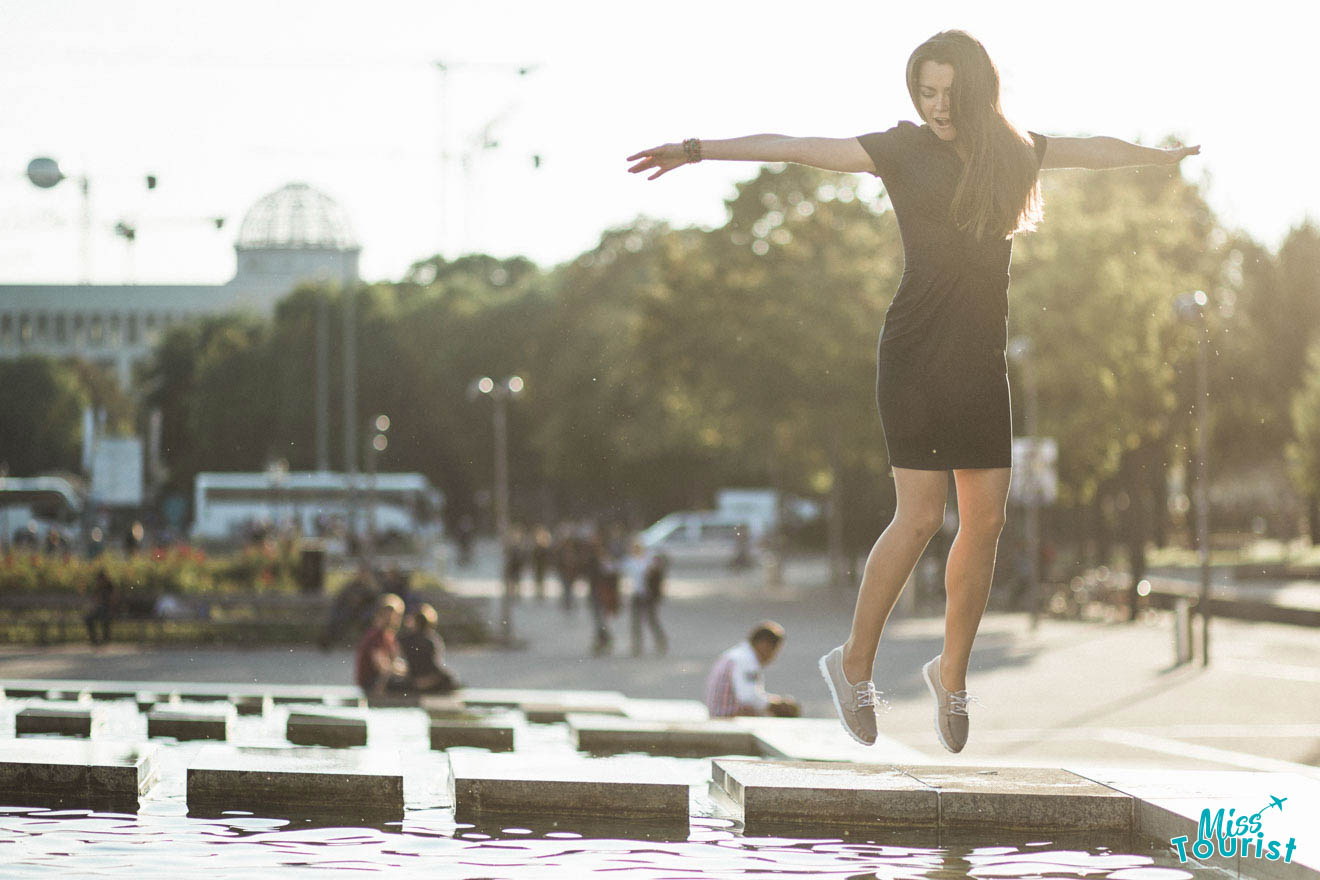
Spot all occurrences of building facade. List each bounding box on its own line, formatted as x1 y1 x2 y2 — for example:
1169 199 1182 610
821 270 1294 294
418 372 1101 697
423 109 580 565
0 182 361 388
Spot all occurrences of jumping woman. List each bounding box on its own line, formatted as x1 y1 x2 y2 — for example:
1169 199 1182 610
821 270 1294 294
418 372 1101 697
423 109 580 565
626 29 1199 752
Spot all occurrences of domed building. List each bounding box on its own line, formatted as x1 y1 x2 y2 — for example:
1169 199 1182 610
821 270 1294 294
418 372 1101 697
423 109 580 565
0 183 361 388
231 183 361 310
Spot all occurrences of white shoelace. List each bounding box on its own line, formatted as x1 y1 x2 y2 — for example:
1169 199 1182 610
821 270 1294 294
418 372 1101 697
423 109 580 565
852 681 891 713
949 690 981 716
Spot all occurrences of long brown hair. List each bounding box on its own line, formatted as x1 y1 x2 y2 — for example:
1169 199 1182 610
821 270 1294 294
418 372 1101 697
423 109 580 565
906 30 1043 242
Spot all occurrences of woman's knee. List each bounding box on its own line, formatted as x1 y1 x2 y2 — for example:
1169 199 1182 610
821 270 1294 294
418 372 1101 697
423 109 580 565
892 508 945 541
959 508 1007 536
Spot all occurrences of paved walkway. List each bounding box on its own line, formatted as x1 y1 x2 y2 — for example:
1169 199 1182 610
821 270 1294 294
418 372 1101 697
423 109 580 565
3 544 1318 777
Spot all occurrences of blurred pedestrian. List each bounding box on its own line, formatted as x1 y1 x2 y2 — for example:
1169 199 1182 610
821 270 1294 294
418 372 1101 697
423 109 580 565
554 524 580 611
531 526 553 601
704 621 799 718
584 532 617 655
455 513 475 568
626 541 668 656
502 525 527 601
84 568 116 646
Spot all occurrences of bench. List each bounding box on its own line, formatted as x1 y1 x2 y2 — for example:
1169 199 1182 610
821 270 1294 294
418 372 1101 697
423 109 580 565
0 589 490 646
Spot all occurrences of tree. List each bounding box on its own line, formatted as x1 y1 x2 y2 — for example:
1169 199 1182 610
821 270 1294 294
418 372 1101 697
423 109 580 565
0 358 89 475
1287 339 1320 543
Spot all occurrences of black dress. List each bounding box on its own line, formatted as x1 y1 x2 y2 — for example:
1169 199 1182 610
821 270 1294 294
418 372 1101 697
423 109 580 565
855 121 1047 471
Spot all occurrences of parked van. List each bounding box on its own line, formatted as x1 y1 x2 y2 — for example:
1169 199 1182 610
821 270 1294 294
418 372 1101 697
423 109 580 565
638 512 757 569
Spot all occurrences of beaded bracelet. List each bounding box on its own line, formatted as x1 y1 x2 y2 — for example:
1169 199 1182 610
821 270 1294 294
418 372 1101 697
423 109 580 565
682 138 703 163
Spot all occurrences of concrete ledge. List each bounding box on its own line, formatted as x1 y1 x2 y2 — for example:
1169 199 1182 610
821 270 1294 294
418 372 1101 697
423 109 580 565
147 705 234 741
568 714 761 757
714 759 938 828
286 711 368 748
1074 767 1320 880
16 705 97 737
0 740 156 812
449 752 691 820
187 745 403 821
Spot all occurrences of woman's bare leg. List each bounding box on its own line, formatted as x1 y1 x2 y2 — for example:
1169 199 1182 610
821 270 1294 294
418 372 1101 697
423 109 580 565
939 466 1012 691
841 466 949 684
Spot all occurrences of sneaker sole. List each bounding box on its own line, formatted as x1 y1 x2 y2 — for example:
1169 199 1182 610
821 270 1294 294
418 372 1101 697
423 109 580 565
922 659 959 754
817 651 875 747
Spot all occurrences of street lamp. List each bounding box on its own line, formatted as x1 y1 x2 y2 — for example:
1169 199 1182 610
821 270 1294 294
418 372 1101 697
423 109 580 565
1008 335 1043 628
1174 290 1212 666
26 156 158 285
365 414 390 565
468 376 524 646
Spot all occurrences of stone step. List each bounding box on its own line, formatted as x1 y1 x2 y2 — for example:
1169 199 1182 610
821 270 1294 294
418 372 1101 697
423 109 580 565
187 745 404 821
448 752 694 821
286 711 368 748
147 704 234 741
713 758 937 829
903 764 1132 831
566 714 761 758
15 705 98 737
712 760 1134 832
429 714 517 752
0 739 157 812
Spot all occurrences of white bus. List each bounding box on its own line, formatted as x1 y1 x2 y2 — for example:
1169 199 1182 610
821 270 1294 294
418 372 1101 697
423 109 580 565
191 471 442 544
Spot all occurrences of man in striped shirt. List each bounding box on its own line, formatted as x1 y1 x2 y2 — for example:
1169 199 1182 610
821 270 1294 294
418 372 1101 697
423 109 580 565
704 621 800 718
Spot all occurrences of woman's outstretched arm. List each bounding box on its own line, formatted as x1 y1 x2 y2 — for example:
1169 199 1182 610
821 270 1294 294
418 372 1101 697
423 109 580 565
1040 135 1200 170
627 135 874 180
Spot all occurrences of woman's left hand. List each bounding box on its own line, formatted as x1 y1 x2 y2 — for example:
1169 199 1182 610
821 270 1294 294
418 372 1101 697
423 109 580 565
1163 144 1201 164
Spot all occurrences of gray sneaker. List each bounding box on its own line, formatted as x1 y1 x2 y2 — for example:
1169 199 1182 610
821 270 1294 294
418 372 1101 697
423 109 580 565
922 654 977 753
818 645 880 746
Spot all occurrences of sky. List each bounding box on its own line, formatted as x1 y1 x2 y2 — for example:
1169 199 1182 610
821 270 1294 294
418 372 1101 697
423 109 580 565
1 0 1316 286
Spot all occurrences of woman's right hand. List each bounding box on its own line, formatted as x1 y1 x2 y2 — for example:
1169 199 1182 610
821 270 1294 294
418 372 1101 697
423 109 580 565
626 143 691 180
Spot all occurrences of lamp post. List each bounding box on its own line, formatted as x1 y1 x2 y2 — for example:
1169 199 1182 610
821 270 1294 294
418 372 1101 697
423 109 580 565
469 375 524 645
26 156 159 285
1008 336 1043 629
366 414 389 566
1175 290 1212 666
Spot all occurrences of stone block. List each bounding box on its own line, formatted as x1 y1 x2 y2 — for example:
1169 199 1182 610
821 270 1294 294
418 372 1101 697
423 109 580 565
568 714 761 757
16 705 97 737
233 694 270 716
0 739 156 812
449 752 692 820
429 717 516 752
713 759 937 828
147 704 233 741
286 711 368 748
900 765 1132 832
187 745 403 820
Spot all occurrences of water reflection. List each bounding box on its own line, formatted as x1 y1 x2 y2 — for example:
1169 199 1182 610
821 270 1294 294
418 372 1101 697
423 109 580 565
0 805 1210 878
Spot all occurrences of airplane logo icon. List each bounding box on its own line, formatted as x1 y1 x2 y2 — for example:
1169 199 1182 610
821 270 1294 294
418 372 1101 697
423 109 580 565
1249 795 1286 819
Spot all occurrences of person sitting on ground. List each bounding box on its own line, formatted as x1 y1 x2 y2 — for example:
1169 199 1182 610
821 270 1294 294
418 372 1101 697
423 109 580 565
398 603 460 694
704 620 801 718
353 593 408 697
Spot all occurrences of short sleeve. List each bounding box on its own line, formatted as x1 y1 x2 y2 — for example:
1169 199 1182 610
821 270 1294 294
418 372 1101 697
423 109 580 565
855 121 916 180
1028 130 1048 168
